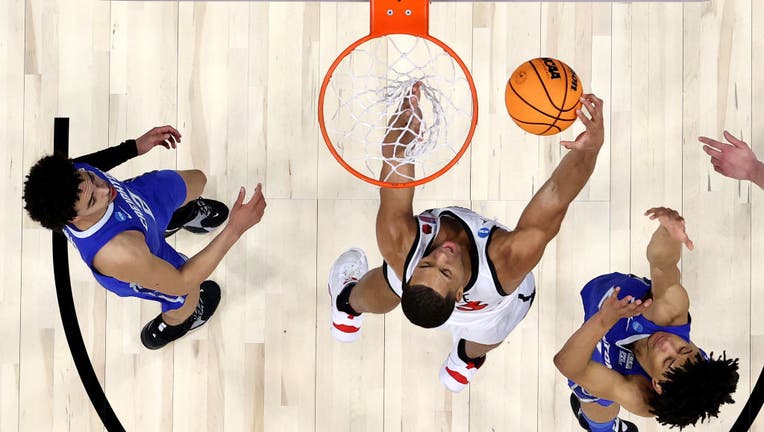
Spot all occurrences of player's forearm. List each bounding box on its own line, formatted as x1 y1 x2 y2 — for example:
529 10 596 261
378 160 415 211
554 312 613 379
646 226 681 269
178 226 241 290
542 148 600 209
73 140 139 172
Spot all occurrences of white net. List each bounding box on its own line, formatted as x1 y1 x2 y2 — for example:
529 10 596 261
322 34 475 184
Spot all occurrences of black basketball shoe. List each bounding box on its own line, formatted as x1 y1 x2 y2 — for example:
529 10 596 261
165 198 229 237
569 393 639 432
140 281 222 350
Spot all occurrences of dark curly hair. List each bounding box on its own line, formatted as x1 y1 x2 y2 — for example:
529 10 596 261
23 153 81 231
401 283 455 328
649 351 739 429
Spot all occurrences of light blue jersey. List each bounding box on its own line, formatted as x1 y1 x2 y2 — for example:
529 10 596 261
63 162 188 312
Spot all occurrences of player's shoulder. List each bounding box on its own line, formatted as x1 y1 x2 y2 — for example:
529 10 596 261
93 230 148 269
377 215 418 270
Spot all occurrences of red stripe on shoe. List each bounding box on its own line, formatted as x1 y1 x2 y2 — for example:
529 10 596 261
445 367 469 384
333 322 360 333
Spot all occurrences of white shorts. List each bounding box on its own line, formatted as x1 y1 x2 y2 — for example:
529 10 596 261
384 263 536 345
437 276 536 345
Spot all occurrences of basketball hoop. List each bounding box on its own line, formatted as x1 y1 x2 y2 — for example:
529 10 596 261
318 0 478 188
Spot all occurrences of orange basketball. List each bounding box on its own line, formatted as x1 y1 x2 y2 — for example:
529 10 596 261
505 58 583 136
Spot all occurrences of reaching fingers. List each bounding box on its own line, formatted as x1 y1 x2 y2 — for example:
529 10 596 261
243 183 263 206
702 144 722 157
698 136 728 151
723 130 749 149
156 125 182 142
580 94 602 120
560 132 584 150
234 186 246 207
576 109 594 128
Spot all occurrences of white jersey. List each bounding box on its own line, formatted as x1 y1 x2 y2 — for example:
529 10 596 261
383 206 536 344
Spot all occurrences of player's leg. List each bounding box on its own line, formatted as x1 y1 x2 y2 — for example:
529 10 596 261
464 340 501 358
162 284 200 325
140 281 222 350
570 396 637 432
176 169 206 206
348 267 401 314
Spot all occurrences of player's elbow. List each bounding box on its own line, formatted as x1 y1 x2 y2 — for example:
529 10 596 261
553 351 580 380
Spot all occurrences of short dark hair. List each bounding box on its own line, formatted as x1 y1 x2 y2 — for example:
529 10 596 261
23 153 81 231
400 283 456 328
649 351 739 429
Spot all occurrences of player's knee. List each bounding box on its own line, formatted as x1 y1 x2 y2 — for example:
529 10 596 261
178 169 207 200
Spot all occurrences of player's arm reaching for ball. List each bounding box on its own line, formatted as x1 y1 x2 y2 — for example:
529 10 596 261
74 125 183 172
643 207 694 326
494 94 605 284
554 288 654 417
93 184 267 297
376 82 422 263
699 131 764 189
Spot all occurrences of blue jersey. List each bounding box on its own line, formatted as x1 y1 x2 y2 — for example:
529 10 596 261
569 272 695 405
63 162 188 312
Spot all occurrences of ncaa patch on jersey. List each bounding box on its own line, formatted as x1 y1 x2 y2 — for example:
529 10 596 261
478 227 490 238
115 211 127 222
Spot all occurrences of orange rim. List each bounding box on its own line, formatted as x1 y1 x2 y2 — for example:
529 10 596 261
318 34 478 189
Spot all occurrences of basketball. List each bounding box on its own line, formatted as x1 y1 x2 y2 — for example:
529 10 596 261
505 58 583 136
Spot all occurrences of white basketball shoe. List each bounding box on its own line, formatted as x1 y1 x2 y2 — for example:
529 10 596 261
328 248 368 342
438 339 486 392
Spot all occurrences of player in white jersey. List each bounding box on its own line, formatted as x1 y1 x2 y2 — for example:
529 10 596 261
328 82 607 391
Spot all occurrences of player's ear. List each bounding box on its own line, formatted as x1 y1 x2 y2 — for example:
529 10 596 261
651 378 663 395
455 287 463 302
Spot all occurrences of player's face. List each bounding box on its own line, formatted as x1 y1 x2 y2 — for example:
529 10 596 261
409 241 469 300
643 331 701 391
72 169 117 221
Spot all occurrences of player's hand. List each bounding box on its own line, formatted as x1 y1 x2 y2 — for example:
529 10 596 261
383 82 423 154
135 125 182 155
227 183 267 236
644 207 694 251
598 287 652 327
560 94 604 153
699 131 762 181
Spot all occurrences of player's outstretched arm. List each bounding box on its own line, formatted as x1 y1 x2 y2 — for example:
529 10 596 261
699 131 764 189
74 125 182 172
377 83 421 261
554 288 653 417
495 94 605 279
644 207 692 324
93 184 266 296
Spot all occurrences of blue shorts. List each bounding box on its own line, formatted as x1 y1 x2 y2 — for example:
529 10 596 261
124 170 187 231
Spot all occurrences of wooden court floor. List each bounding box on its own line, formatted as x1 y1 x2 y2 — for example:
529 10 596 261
1 0 762 431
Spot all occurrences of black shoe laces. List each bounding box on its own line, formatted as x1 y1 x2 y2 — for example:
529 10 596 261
196 198 212 217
